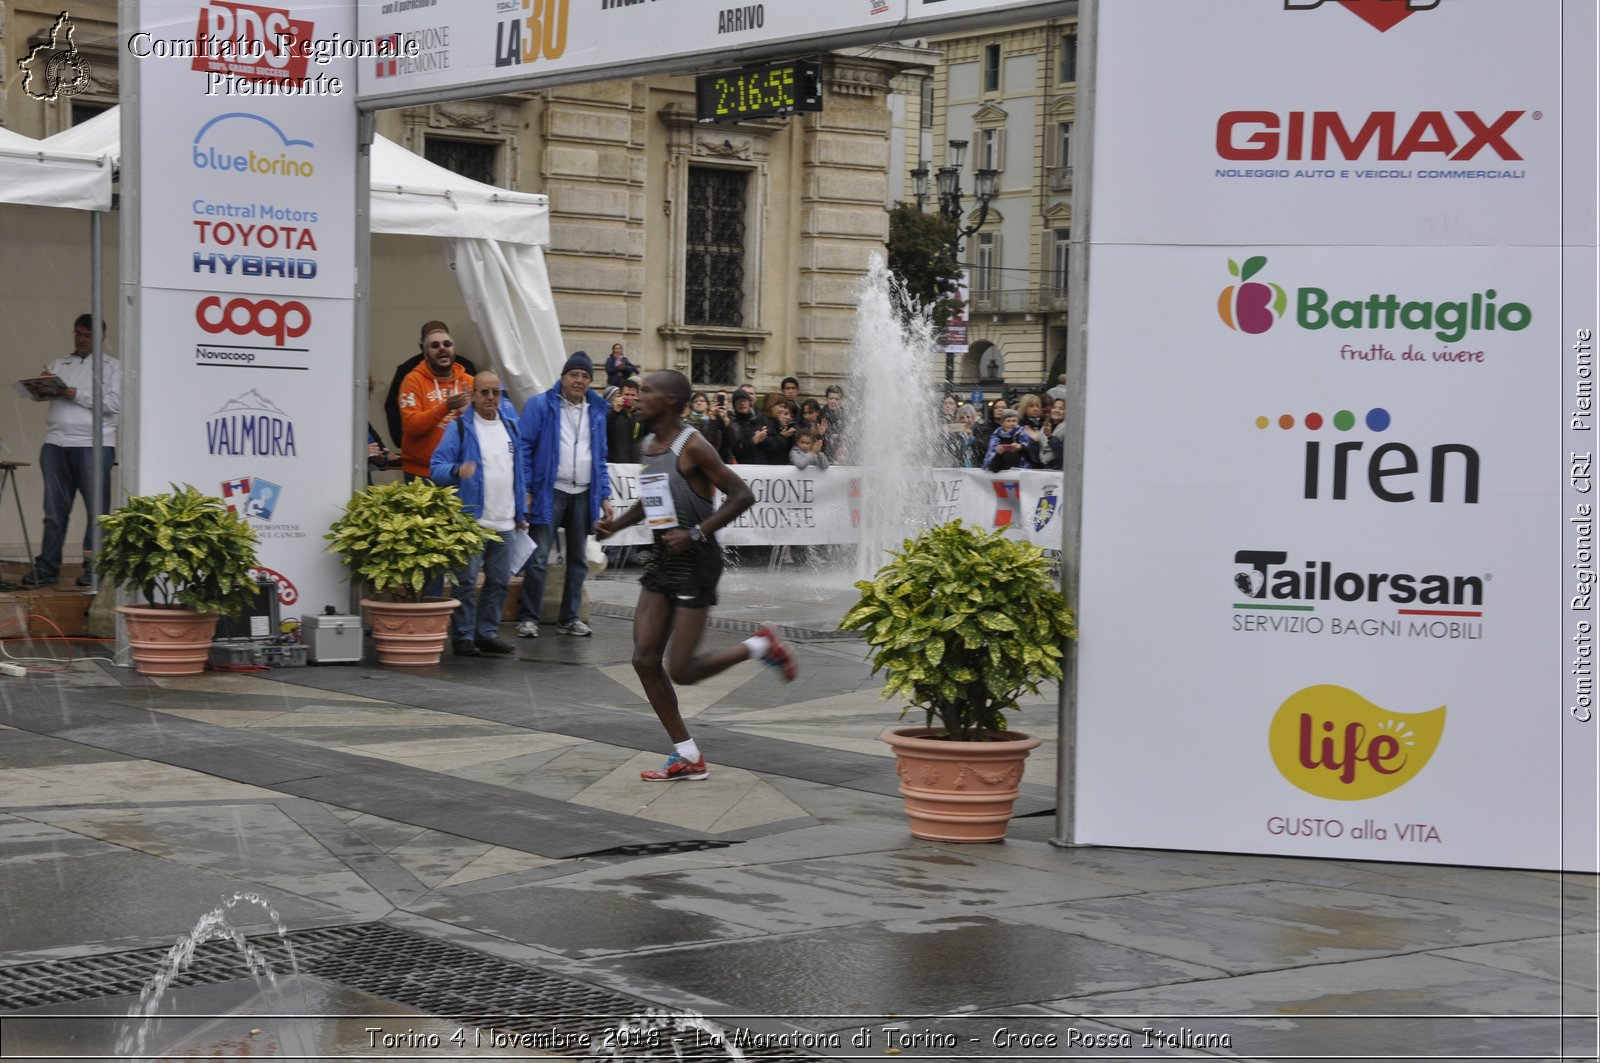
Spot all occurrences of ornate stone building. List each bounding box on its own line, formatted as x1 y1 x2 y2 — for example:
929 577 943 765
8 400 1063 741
893 13 1080 394
374 44 933 397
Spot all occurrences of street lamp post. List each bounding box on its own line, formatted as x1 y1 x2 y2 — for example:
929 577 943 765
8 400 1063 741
910 139 998 384
934 139 998 256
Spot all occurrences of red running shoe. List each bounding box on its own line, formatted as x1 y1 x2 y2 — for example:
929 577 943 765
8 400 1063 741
640 753 709 782
754 624 797 682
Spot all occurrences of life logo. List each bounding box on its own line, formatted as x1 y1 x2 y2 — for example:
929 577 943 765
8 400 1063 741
192 1 312 83
1218 254 1532 343
1269 684 1445 800
1254 405 1479 504
193 113 315 179
221 475 283 522
1283 0 1439 33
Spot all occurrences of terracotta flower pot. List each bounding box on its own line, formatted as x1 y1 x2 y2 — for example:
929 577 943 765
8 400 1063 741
116 605 220 677
361 597 461 666
881 726 1041 843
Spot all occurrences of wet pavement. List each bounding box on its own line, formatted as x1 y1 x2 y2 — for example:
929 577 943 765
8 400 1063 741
0 560 1595 1061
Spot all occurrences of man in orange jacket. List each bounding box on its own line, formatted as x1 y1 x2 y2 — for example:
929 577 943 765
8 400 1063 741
399 323 474 480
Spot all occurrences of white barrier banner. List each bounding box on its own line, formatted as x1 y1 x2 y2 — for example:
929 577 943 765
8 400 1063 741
600 467 1063 550
1082 0 1597 872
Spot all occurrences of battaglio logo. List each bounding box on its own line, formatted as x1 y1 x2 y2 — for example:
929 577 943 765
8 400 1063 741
1218 256 1287 334
1269 684 1445 800
1220 255 1532 343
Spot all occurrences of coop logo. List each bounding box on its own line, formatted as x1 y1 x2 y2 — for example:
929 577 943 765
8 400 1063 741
1218 255 1532 343
1254 406 1480 503
191 1 313 83
1268 684 1445 800
494 0 567 68
248 564 300 606
1284 0 1440 34
1216 110 1527 163
196 295 311 347
221 475 283 521
1234 550 1484 610
206 389 297 457
192 113 315 179
1218 256 1287 334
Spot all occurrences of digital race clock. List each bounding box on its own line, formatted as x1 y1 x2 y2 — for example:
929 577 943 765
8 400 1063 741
695 59 822 122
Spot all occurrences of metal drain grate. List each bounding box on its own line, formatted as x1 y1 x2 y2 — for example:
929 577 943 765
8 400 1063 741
1 922 821 1061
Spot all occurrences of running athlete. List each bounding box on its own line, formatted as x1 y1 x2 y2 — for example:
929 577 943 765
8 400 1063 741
595 370 798 781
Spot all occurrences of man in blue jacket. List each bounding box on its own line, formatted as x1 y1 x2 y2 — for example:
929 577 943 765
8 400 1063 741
516 352 613 638
431 371 526 656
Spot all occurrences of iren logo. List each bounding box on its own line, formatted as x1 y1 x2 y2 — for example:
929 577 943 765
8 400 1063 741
1268 684 1445 800
1255 407 1480 504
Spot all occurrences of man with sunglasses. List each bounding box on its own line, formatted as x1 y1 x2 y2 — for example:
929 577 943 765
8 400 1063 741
383 320 477 472
398 324 474 481
431 372 526 657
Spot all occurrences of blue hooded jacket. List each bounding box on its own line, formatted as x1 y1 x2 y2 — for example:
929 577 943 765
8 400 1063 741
518 382 610 526
429 399 527 524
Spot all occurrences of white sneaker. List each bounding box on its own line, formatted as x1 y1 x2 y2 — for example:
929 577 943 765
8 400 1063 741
557 619 592 637
516 620 539 638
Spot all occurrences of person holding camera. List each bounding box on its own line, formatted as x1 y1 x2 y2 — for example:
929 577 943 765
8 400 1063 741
688 392 732 462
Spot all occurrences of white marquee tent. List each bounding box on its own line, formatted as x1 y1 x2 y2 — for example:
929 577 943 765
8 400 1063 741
0 107 564 403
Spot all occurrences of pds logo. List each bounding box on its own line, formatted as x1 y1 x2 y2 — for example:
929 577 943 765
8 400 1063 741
1283 0 1438 33
1268 684 1445 800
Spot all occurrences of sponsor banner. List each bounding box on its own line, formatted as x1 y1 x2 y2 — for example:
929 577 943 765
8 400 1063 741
354 0 1056 104
597 466 1061 549
1075 238 1583 870
134 0 358 616
136 0 357 298
1092 0 1568 247
136 288 353 616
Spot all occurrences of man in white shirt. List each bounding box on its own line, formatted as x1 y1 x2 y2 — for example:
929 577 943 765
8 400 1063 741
429 372 527 656
23 315 119 588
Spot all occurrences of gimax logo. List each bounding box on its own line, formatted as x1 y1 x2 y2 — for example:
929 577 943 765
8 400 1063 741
1268 684 1445 800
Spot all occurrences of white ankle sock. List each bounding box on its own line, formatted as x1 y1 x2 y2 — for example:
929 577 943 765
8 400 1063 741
674 739 702 762
743 635 772 659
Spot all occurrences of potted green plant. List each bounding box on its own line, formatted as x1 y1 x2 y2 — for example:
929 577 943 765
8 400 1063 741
95 484 261 676
840 520 1076 842
325 478 490 666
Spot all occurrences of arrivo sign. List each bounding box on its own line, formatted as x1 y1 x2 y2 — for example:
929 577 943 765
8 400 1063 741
195 295 312 345
1216 110 1526 162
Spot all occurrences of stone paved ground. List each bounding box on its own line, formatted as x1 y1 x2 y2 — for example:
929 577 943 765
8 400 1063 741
0 562 1594 1061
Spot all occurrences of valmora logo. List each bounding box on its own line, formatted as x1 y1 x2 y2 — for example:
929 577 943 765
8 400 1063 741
1218 256 1287 334
1269 684 1445 800
1217 110 1525 162
1284 0 1439 34
193 2 312 84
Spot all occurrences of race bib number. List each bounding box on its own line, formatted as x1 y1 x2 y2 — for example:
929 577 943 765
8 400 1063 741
640 472 679 530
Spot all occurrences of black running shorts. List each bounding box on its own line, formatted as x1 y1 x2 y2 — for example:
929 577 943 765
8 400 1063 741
640 538 723 608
